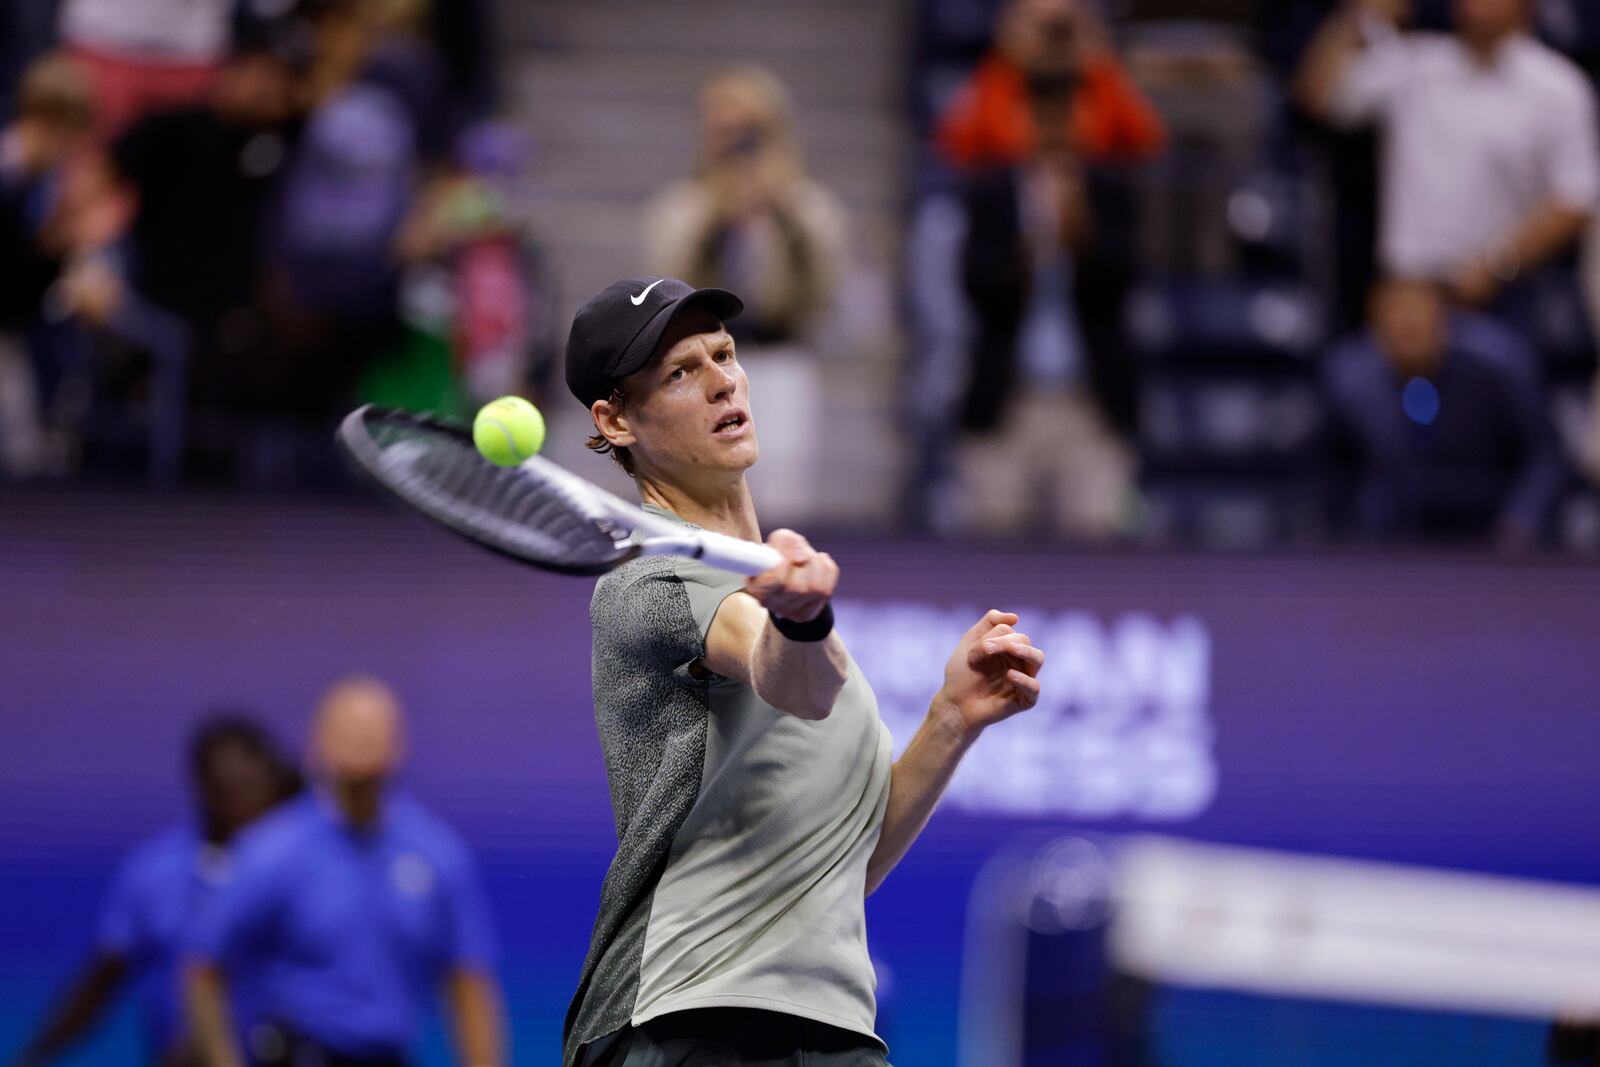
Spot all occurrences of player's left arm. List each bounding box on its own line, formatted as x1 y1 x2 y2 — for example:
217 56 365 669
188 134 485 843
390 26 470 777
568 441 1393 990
865 610 1043 895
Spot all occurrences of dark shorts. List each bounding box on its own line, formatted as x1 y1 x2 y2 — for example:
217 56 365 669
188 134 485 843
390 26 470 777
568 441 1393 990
577 1008 891 1067
247 1022 406 1067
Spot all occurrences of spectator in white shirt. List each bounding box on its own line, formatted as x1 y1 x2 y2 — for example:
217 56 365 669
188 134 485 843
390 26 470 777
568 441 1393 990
1295 0 1600 309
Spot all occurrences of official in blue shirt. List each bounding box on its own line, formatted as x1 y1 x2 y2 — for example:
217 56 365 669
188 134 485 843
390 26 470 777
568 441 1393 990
185 677 504 1067
9 717 300 1067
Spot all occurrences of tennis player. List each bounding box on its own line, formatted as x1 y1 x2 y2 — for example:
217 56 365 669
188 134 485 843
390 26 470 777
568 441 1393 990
562 276 1045 1067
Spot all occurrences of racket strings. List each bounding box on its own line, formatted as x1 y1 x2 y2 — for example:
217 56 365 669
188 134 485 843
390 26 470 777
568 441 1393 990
342 408 634 574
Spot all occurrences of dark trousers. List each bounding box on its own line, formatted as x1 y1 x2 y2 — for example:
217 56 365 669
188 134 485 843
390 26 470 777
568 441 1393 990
578 1008 891 1067
247 1022 407 1067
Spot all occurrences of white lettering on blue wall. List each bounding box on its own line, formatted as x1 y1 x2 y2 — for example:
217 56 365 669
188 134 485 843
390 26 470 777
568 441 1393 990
834 601 1217 820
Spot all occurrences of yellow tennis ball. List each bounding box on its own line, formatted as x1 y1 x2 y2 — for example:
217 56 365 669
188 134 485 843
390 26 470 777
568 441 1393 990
473 396 545 466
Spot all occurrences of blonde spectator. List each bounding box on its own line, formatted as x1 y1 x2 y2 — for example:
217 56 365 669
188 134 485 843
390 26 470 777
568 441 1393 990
645 67 847 344
642 67 850 521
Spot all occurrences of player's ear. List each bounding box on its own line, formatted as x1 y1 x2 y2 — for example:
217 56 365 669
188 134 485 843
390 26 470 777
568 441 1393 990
590 397 637 449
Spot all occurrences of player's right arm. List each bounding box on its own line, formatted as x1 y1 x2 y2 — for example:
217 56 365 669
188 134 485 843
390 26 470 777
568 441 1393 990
701 529 848 721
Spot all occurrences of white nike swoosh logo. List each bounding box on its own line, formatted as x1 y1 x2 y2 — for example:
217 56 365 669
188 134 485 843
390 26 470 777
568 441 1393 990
630 279 664 306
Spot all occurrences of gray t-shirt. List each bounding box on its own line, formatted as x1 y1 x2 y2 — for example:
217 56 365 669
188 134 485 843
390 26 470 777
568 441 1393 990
563 506 893 1064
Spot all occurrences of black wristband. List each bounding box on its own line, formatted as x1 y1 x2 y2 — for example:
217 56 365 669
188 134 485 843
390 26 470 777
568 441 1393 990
769 603 834 643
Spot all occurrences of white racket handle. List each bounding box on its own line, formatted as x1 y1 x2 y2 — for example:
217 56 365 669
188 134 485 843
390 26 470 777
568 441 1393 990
691 529 785 576
545 459 787 576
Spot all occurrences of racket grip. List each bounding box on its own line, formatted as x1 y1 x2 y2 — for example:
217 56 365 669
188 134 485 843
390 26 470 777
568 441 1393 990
695 531 786 576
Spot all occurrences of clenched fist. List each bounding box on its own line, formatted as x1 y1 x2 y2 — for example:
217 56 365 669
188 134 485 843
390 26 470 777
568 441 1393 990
742 528 838 623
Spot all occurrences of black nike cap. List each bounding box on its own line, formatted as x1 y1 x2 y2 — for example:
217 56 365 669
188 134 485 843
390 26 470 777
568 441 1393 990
564 276 744 408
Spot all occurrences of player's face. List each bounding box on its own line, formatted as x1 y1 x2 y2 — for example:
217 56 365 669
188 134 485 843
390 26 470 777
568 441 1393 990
620 310 758 481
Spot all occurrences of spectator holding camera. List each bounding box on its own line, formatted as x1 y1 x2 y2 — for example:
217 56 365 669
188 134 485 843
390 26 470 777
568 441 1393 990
643 66 847 349
641 66 850 519
909 0 1151 538
942 103 1140 539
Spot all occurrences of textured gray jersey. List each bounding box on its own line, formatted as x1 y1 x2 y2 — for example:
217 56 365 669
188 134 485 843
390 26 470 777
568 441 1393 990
563 506 893 1065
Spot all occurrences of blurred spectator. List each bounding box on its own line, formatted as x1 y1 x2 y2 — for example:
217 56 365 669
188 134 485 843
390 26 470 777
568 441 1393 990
38 0 504 483
267 74 415 311
185 677 503 1067
1323 277 1567 545
57 0 236 138
914 65 1140 538
381 129 559 416
58 22 306 334
9 716 300 1067
421 0 499 135
642 66 850 520
959 155 1137 537
644 67 847 351
0 54 94 477
1295 0 1600 308
0 56 95 321
252 0 451 431
296 0 448 158
935 0 1166 170
51 22 314 461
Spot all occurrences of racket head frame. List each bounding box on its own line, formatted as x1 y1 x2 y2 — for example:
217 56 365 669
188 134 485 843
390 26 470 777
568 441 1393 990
337 405 785 577
337 405 639 576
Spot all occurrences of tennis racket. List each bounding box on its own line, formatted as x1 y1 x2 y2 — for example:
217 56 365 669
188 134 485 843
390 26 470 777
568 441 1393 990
336 405 785 577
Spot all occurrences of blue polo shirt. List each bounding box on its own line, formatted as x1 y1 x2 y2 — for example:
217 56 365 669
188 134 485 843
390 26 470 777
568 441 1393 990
187 792 497 1058
99 824 236 1057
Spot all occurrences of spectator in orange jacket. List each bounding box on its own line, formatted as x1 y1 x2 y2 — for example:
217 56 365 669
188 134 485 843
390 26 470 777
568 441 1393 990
936 0 1165 169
